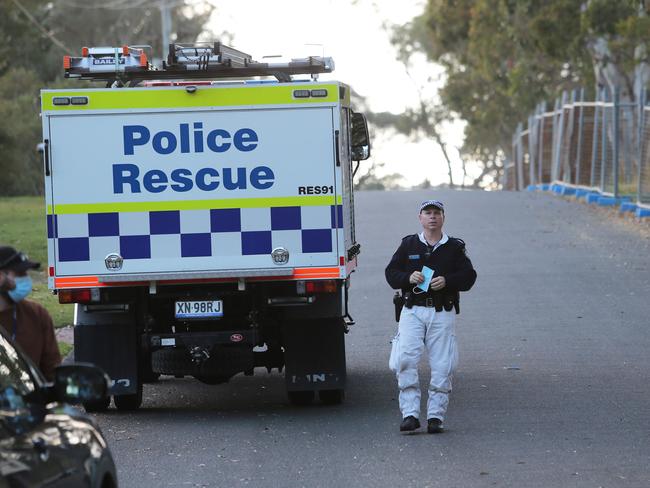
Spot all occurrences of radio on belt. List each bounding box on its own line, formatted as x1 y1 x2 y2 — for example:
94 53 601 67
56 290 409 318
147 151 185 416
41 42 371 410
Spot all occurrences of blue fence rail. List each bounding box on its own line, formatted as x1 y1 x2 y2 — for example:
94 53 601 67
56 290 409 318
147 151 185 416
506 88 650 218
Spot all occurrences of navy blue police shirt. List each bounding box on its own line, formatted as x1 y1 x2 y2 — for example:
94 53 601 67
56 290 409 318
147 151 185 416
385 234 477 313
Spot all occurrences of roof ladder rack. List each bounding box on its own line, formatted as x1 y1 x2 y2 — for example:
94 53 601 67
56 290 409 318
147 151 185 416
63 42 334 84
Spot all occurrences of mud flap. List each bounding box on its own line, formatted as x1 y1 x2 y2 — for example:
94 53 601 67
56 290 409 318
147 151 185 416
282 318 346 392
74 322 138 396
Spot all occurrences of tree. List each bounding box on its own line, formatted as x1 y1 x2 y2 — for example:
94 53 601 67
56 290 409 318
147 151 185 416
349 89 409 190
0 0 216 196
388 1 650 188
354 161 404 190
367 98 463 188
0 68 44 196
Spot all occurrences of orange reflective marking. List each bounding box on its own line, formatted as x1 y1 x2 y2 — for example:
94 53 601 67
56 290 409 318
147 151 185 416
293 267 341 279
56 276 100 286
53 267 344 289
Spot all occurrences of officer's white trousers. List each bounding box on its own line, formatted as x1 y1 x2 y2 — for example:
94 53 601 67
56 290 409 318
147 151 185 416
394 306 458 421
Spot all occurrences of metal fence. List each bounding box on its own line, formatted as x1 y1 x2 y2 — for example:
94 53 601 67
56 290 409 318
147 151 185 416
506 87 650 209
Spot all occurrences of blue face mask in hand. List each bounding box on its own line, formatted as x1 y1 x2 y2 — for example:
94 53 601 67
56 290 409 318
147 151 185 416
413 266 434 294
8 276 32 303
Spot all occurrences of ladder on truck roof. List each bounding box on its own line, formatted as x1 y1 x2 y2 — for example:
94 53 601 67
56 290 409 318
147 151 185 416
63 42 334 84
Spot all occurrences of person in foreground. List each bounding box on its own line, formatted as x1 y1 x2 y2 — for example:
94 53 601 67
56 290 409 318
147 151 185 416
0 245 61 380
386 199 477 433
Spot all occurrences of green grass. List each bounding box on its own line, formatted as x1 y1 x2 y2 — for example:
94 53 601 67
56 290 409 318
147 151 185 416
58 342 73 357
0 196 74 329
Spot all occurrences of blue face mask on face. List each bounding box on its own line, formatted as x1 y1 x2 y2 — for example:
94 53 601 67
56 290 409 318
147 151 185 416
7 275 32 303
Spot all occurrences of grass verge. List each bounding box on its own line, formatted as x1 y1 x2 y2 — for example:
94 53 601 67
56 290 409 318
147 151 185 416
59 341 73 357
0 196 74 329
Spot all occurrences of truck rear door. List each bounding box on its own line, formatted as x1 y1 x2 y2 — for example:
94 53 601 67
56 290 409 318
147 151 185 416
44 86 341 282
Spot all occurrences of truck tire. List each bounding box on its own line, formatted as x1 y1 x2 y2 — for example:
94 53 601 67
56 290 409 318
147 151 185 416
83 396 111 413
114 382 143 411
141 371 161 383
287 390 315 405
140 342 161 383
319 389 344 405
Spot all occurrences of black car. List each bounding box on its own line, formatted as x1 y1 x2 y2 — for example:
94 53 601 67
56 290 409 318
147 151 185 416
0 329 117 487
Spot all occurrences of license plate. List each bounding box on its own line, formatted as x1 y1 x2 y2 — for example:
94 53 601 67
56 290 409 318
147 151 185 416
175 300 223 319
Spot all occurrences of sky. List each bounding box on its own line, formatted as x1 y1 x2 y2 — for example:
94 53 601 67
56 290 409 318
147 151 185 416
205 0 467 187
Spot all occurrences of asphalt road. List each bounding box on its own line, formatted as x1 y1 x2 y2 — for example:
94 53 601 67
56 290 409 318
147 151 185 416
93 189 650 488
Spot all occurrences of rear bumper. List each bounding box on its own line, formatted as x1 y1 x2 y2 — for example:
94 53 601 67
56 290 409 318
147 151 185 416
147 330 283 379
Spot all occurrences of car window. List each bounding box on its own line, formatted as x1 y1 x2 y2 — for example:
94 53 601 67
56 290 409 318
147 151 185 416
0 333 36 399
0 334 42 439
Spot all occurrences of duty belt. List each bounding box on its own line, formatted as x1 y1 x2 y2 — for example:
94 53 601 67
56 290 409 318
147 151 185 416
413 297 436 308
412 295 456 312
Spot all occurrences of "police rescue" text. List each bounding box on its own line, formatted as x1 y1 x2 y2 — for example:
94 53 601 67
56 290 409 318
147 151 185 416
112 123 275 194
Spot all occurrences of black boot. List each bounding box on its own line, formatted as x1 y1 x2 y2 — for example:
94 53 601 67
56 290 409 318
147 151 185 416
427 418 443 434
399 416 420 432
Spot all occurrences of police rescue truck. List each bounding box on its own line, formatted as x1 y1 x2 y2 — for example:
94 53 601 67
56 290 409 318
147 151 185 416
40 43 370 410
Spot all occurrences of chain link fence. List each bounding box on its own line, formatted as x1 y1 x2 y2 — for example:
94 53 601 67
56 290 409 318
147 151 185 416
506 88 650 214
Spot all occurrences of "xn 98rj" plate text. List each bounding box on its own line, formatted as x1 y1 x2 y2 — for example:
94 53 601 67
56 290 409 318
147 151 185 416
175 300 223 319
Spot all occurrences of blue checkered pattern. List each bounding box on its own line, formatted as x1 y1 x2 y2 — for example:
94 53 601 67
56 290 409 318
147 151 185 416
49 205 343 262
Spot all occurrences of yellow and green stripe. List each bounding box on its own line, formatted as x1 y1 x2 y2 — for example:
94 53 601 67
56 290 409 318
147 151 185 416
42 83 340 111
47 194 342 215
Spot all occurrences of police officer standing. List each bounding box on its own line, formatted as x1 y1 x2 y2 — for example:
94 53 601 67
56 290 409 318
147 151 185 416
386 200 476 433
